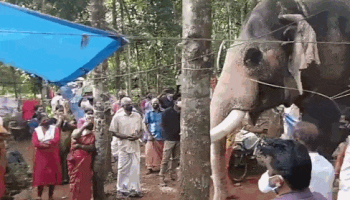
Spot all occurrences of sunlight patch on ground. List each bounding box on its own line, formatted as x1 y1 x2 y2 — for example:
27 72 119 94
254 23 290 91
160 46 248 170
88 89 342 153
159 186 177 193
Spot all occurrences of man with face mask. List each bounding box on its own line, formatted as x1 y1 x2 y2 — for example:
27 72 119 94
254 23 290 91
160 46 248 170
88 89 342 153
157 88 175 110
111 96 139 164
257 139 326 200
109 97 143 198
144 98 164 175
159 98 181 186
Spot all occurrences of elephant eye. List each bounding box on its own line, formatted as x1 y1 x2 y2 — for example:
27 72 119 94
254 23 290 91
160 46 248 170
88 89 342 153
244 48 263 66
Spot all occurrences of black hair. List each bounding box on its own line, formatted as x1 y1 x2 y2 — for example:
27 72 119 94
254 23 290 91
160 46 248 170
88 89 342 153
55 105 64 111
85 108 94 113
34 105 44 111
39 113 49 122
292 122 319 152
259 139 311 191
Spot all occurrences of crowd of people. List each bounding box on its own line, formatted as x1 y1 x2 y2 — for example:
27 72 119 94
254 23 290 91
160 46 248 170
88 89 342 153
25 84 350 200
255 119 350 200
2 78 350 200
24 83 182 199
110 88 181 197
257 122 334 200
30 86 350 200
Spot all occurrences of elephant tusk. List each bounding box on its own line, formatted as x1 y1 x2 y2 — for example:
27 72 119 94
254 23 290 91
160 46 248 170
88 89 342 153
210 110 246 143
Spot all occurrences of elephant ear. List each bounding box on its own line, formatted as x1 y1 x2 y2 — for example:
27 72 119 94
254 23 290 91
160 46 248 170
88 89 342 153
279 14 321 95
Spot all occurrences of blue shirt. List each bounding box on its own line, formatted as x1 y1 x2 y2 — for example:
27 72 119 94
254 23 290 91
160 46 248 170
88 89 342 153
144 110 163 140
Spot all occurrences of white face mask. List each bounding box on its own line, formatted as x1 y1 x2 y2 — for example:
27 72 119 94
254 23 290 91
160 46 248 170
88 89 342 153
84 113 94 121
258 171 280 193
167 94 173 101
176 101 182 108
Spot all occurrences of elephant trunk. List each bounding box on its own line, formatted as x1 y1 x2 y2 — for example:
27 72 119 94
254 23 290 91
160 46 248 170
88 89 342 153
210 47 258 199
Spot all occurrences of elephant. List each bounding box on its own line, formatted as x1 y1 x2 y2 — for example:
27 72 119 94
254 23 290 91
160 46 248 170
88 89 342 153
210 0 350 199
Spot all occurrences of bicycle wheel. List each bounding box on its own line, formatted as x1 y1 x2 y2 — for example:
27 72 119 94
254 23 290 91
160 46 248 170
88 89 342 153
228 152 248 182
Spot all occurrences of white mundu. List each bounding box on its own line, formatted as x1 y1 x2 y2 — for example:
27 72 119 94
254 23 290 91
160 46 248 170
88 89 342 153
309 152 335 200
338 136 350 200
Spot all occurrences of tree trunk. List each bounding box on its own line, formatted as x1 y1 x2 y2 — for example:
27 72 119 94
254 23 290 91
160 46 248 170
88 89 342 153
11 67 18 100
145 72 149 92
126 45 132 96
226 2 232 46
112 0 121 90
180 0 211 199
119 0 125 35
41 80 47 107
90 0 110 199
135 43 143 96
240 2 247 26
156 55 160 94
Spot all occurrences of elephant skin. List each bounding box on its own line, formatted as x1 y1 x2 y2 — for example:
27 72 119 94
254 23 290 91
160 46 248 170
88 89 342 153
210 0 350 199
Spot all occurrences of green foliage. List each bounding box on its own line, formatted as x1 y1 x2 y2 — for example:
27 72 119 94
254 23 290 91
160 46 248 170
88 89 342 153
0 64 41 98
1 0 258 98
5 0 90 23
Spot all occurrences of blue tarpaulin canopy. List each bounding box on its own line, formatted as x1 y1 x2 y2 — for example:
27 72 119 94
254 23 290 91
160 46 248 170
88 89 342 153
0 2 128 86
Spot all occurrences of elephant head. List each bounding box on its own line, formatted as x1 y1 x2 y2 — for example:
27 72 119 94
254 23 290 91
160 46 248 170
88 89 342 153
210 0 325 199
211 2 321 143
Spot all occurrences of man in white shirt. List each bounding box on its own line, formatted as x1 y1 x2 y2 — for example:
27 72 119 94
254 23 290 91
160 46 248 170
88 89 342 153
109 97 143 198
280 104 300 140
51 91 63 111
292 122 335 200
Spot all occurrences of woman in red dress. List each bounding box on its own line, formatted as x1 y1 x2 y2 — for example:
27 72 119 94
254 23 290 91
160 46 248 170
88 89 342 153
67 109 96 200
32 114 62 200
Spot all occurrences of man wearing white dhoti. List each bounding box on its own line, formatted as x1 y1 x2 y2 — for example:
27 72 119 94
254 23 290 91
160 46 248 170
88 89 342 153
109 97 143 198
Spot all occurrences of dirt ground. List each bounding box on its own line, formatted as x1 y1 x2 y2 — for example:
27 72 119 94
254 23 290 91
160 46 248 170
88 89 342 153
10 141 179 200
7 139 341 200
